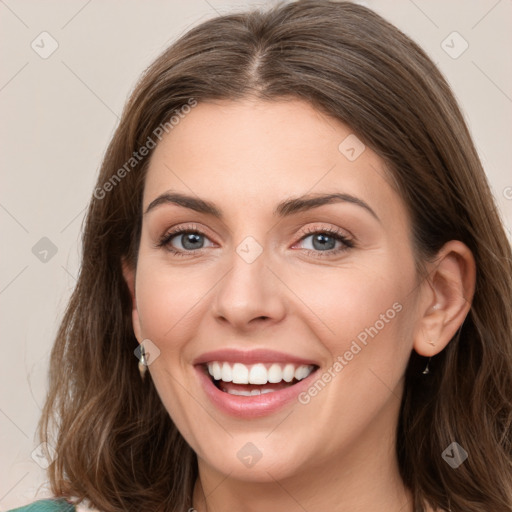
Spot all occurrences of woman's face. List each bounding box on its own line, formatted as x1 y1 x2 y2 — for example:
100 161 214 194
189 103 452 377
126 98 428 482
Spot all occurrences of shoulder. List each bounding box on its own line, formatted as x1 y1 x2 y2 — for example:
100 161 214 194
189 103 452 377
6 500 100 512
6 499 76 512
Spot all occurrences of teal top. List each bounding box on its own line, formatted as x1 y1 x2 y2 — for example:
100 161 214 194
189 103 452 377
8 499 76 512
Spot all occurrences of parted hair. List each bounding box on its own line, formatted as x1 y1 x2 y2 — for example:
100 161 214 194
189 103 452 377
39 1 512 511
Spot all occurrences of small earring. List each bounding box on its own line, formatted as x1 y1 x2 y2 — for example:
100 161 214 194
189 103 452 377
422 357 432 375
138 343 147 381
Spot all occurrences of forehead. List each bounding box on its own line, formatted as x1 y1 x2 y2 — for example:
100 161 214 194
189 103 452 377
143 98 405 227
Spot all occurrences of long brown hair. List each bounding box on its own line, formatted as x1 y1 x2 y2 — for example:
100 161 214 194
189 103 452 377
39 1 512 511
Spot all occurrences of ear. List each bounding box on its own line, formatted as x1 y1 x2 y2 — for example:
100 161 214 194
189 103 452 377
121 257 143 343
413 240 476 357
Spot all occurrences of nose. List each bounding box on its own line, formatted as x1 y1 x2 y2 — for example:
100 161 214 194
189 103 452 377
210 241 287 332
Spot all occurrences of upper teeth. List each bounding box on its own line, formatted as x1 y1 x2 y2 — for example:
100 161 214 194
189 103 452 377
206 361 315 385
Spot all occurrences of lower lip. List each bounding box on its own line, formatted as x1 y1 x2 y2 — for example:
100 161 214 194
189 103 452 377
195 365 318 418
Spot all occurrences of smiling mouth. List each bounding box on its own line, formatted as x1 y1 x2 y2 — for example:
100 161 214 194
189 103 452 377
203 361 319 396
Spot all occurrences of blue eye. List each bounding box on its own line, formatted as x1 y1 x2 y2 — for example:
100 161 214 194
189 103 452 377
295 227 354 257
157 225 354 258
157 228 214 257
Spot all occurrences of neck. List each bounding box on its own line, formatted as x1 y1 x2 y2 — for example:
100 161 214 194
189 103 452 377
192 396 413 512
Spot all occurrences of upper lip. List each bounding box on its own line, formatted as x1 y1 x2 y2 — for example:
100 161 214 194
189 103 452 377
193 348 320 367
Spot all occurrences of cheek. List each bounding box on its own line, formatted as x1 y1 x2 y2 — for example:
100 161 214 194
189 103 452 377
134 254 213 344
333 276 405 348
288 264 416 450
331 266 417 390
291 258 414 350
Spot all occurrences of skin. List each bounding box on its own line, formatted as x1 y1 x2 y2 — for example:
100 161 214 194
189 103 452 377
122 97 475 512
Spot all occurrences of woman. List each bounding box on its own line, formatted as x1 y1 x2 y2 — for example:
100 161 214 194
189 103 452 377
10 1 512 511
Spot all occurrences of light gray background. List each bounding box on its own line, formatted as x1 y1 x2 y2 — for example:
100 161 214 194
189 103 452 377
1 0 511 509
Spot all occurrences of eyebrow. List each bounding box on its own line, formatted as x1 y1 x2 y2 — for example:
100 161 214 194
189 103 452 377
144 191 380 222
